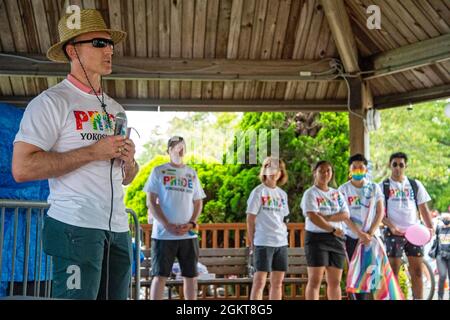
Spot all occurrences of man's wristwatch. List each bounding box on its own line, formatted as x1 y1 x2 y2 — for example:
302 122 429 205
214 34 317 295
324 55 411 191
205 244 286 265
189 221 197 229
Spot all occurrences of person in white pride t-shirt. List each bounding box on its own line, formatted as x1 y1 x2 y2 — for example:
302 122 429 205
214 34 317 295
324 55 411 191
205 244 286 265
338 153 384 300
12 10 139 300
380 152 433 300
246 157 290 300
144 136 206 300
300 160 349 300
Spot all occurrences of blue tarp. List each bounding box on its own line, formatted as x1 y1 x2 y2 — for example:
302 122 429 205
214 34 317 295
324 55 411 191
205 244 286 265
132 242 144 277
0 103 50 296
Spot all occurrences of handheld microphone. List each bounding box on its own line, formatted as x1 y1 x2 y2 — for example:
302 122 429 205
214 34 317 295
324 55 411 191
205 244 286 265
112 112 127 165
114 112 127 136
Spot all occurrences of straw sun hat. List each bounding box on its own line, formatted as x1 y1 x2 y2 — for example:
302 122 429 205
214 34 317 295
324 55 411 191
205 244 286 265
47 9 126 63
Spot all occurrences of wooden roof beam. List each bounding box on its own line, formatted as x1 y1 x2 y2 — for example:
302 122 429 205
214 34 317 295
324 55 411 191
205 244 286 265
321 0 369 156
0 53 338 82
374 84 450 110
363 33 450 80
0 97 348 112
320 0 360 73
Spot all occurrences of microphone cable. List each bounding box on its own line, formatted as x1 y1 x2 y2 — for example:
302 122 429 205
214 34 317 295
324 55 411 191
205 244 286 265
106 158 114 300
74 46 114 300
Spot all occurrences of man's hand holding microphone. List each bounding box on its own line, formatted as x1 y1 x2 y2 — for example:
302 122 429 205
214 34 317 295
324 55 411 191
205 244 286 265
88 112 136 165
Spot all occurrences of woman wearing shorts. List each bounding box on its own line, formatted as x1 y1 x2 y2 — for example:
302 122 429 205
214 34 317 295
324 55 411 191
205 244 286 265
300 160 349 300
247 157 289 300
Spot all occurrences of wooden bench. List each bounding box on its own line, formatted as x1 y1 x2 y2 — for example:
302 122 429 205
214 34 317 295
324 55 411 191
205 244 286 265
138 247 252 299
280 248 309 299
137 247 314 300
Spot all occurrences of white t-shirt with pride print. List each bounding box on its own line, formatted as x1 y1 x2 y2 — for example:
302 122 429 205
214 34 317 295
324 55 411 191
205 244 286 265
14 79 129 232
246 184 289 247
301 186 349 233
144 163 206 240
338 180 384 239
379 177 431 232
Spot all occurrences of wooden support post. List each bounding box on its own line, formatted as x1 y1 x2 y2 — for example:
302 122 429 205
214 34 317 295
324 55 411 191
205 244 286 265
321 0 359 73
321 0 370 158
348 78 369 157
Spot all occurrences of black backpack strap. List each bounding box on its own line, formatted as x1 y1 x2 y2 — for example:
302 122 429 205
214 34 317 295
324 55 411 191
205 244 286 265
435 225 440 249
408 178 419 210
382 178 390 218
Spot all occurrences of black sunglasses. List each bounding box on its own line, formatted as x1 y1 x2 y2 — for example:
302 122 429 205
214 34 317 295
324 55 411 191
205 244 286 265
70 38 114 49
392 162 405 168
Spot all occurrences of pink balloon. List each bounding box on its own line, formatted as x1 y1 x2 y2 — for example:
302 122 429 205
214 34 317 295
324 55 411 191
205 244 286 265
405 224 432 246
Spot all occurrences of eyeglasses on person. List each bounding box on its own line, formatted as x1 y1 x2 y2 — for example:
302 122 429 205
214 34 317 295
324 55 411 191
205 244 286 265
70 38 114 49
391 162 405 168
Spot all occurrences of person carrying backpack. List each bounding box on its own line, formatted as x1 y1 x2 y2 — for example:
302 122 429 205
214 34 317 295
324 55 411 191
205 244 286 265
380 152 434 300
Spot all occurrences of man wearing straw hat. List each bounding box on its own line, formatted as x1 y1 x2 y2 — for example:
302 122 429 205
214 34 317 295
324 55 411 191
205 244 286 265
12 9 139 299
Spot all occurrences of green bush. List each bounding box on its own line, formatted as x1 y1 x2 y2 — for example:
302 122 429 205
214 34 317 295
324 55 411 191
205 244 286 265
126 112 351 223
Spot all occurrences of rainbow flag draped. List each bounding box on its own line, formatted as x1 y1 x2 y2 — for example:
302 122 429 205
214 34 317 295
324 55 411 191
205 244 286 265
346 236 404 300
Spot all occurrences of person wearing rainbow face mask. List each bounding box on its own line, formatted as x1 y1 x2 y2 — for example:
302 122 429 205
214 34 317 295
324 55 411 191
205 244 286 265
338 154 385 299
144 136 206 300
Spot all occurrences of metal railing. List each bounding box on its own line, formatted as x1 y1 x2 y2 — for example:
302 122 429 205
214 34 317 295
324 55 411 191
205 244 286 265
0 200 51 298
127 208 140 300
0 200 141 300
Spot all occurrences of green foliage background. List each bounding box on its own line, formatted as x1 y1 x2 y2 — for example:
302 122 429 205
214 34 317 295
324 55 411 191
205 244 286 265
370 101 450 212
126 100 450 225
126 111 350 223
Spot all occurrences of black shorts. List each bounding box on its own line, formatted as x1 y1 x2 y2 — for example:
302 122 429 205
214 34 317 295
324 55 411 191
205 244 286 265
253 246 288 272
384 228 424 258
151 238 199 278
304 231 346 269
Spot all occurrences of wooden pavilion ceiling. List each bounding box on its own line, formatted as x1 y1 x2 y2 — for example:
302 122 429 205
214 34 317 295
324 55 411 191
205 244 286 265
0 0 449 111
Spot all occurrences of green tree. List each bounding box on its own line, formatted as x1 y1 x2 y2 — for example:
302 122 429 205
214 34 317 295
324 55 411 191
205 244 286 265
127 101 449 224
126 111 350 224
370 101 450 212
126 154 227 224
197 112 350 223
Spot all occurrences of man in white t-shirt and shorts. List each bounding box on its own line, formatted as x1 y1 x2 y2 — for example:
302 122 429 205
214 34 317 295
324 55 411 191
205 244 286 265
12 10 139 299
144 136 206 300
380 152 434 300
